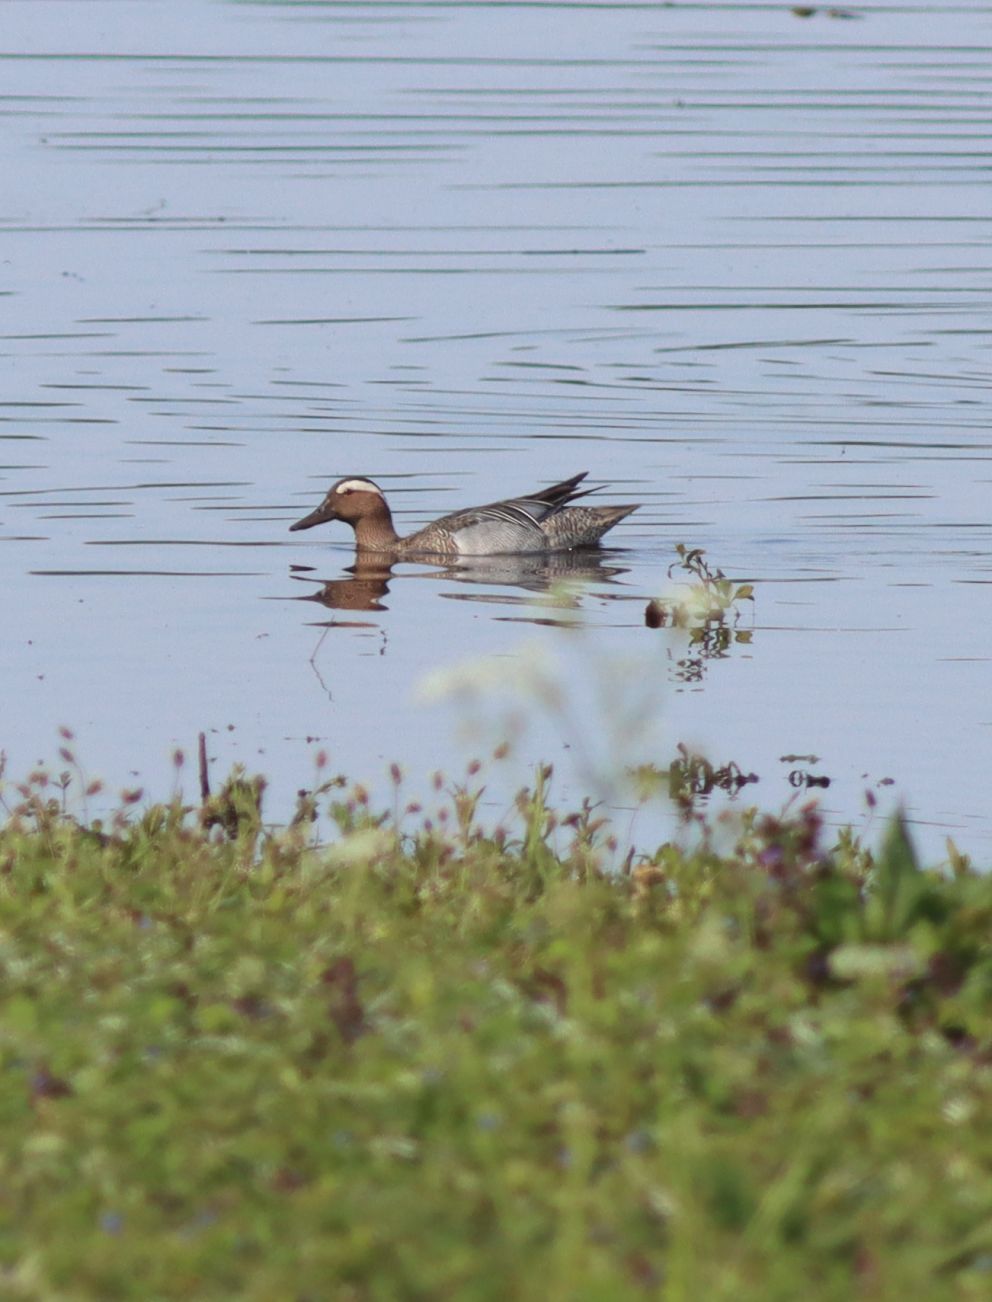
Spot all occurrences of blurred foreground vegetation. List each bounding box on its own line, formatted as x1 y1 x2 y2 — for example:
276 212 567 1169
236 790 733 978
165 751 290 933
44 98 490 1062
1 755 991 1300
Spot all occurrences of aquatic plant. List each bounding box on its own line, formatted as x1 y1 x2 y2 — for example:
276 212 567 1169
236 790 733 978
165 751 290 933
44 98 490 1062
645 545 754 682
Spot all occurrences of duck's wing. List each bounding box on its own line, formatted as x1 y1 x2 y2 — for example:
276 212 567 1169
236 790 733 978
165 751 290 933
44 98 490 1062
458 472 599 528
435 498 551 541
404 475 602 554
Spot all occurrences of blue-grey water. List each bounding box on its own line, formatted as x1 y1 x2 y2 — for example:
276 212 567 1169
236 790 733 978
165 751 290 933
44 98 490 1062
2 0 991 860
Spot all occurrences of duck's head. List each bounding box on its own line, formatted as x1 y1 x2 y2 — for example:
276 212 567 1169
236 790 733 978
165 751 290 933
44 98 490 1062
289 477 388 532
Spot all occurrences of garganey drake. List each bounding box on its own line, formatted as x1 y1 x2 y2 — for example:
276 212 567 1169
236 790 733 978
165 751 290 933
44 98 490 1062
289 472 639 556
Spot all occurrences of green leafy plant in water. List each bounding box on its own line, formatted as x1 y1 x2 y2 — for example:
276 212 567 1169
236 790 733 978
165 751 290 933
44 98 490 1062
646 544 754 632
645 546 755 683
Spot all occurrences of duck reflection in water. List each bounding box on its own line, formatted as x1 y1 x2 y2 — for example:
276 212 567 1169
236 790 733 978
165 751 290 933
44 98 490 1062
291 549 632 617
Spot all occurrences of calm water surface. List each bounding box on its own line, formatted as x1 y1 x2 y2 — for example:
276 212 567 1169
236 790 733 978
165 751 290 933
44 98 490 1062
2 0 991 859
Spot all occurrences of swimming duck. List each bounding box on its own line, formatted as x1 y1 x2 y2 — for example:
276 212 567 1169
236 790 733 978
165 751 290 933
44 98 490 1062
289 472 639 556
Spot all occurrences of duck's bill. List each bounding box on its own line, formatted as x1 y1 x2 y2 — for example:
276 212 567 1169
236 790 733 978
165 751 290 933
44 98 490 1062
289 505 334 532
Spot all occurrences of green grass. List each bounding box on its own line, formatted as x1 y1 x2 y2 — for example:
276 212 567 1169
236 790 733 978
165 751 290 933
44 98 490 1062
1 759 991 1300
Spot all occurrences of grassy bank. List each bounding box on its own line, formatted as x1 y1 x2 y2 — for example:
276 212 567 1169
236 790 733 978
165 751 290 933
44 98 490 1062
1 759 991 1300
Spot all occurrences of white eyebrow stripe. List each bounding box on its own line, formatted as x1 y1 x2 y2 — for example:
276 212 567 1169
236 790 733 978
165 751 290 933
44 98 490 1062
336 478 384 497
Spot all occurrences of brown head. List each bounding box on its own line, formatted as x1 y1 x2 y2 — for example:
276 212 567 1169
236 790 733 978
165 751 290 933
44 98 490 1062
289 477 399 547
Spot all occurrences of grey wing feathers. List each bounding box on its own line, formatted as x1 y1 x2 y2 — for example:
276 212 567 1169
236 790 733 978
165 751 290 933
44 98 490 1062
441 474 595 532
486 472 599 525
413 473 630 554
451 500 548 536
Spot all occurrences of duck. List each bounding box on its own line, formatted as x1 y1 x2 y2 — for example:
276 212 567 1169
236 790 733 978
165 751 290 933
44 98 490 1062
289 472 639 556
